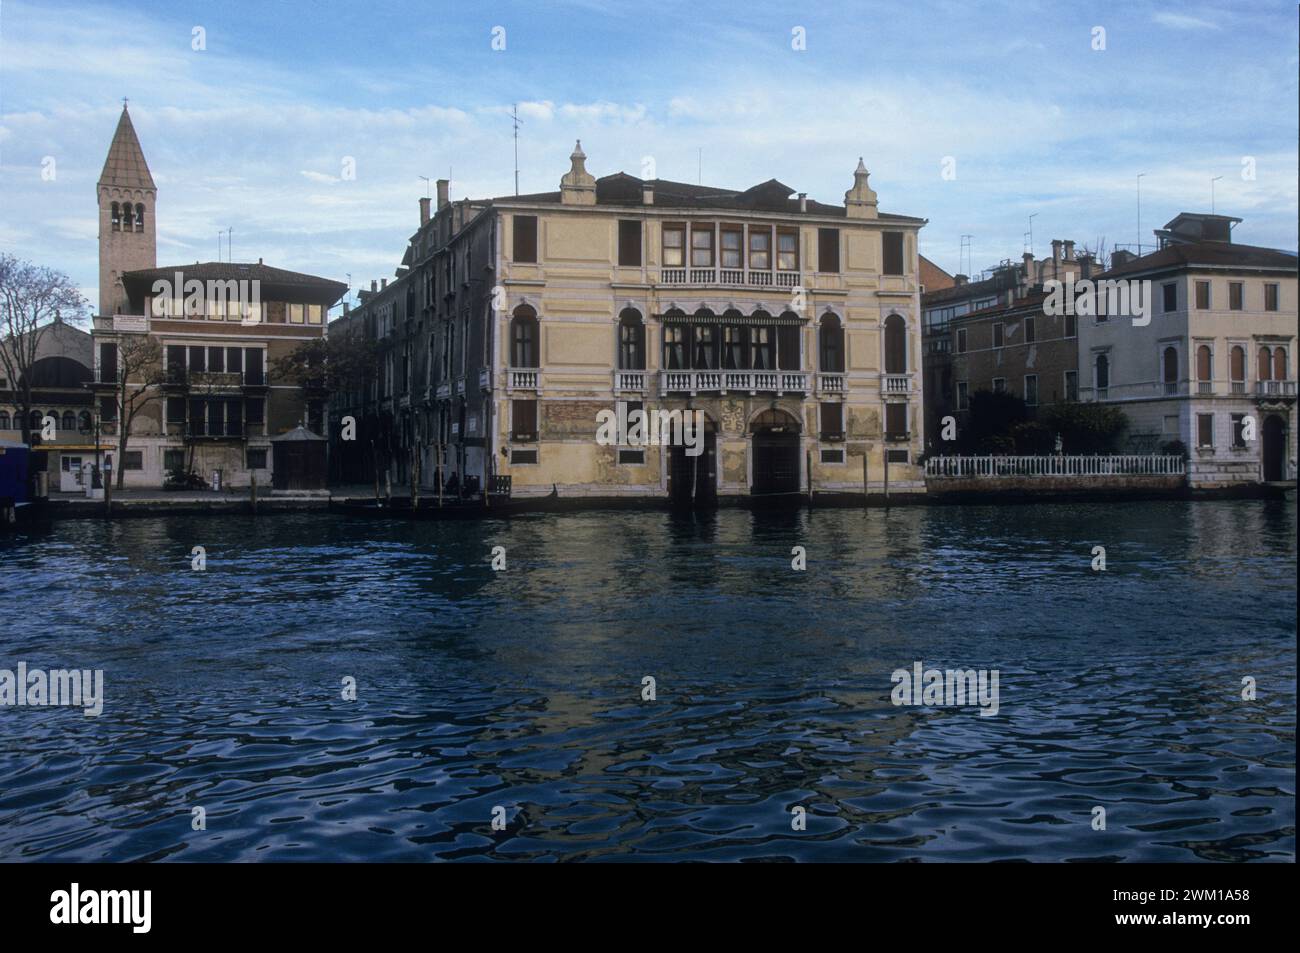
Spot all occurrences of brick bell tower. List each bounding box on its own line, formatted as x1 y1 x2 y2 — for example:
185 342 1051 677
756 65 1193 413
97 101 157 316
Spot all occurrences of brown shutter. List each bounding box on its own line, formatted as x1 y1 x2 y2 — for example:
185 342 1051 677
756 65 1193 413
512 399 537 440
618 220 642 266
819 402 843 440
818 228 840 273
513 215 538 263
882 232 904 275
885 402 907 439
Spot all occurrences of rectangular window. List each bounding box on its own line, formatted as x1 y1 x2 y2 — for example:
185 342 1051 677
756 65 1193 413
992 323 1004 349
510 448 538 465
1229 282 1244 310
956 328 967 353
166 396 186 424
188 346 206 373
617 449 645 465
245 348 264 385
720 227 743 269
245 397 264 425
164 449 185 471
992 377 1006 393
289 304 305 324
307 304 323 324
1065 312 1077 338
1265 283 1279 311
122 451 143 470
99 342 118 382
208 346 225 373
819 402 843 441
1231 413 1247 448
226 347 243 376
1197 413 1214 448
617 220 642 267
1024 316 1036 344
163 344 186 378
247 448 268 469
1195 280 1210 310
776 229 798 271
662 225 685 267
882 232 904 275
818 228 840 273
188 398 206 436
885 402 908 439
957 381 969 411
1162 283 1177 313
512 399 537 441
1064 370 1078 401
886 449 909 463
691 227 714 267
513 215 538 263
1024 374 1039 406
748 229 770 270
820 449 845 464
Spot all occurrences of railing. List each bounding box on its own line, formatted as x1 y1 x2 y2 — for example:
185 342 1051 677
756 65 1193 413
614 370 646 392
882 373 911 395
508 367 540 391
660 369 807 394
659 268 801 289
925 454 1186 478
158 369 265 387
817 373 846 395
1257 380 1297 396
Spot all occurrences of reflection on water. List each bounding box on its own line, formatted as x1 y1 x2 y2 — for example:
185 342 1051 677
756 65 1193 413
0 499 1294 861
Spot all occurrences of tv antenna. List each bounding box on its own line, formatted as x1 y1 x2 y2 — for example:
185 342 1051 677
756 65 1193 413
511 104 523 195
419 175 431 198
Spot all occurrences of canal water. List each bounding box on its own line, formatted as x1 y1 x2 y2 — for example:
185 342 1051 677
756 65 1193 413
1 500 1294 862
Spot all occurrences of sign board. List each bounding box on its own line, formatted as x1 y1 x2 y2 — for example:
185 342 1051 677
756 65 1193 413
112 315 149 333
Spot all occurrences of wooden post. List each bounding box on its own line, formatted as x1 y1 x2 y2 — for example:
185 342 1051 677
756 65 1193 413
385 471 392 505
883 445 890 504
250 470 257 514
863 448 869 507
411 447 419 510
372 441 380 502
437 444 443 508
103 467 112 517
806 449 813 503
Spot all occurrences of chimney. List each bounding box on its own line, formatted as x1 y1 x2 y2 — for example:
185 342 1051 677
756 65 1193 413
419 196 431 226
343 301 350 315
1078 252 1095 279
1063 239 1075 260
381 277 387 290
1051 239 1063 262
798 192 807 212
436 178 450 210
642 181 654 205
844 157 878 219
560 140 597 205
1111 249 1134 269
370 280 377 293
1022 251 1034 281
954 274 968 287
257 257 263 265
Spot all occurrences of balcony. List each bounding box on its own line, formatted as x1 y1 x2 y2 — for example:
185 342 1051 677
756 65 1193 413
508 367 540 392
1256 380 1297 397
659 369 808 396
882 373 911 396
613 370 646 393
659 268 802 290
816 373 846 396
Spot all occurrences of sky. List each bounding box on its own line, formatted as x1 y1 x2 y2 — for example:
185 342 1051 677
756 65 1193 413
1 0 1297 316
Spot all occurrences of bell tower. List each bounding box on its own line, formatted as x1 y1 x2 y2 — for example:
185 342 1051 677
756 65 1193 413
98 101 157 315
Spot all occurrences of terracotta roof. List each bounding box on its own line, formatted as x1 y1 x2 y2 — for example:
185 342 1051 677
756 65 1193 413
98 106 155 191
1101 241 1297 279
919 255 955 291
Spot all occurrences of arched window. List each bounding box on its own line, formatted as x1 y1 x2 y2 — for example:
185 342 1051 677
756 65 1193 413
1258 346 1272 382
510 305 538 368
1095 354 1110 393
78 410 93 432
121 203 134 230
1162 346 1179 393
61 411 76 431
883 313 906 374
0 411 10 430
819 314 844 373
29 410 42 431
1196 344 1212 381
1230 345 1246 392
1273 347 1288 382
110 202 121 231
135 203 145 232
617 308 645 370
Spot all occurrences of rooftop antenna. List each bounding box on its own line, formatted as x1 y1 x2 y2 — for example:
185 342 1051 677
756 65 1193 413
1211 175 1223 214
1136 173 1146 255
511 104 523 196
1027 213 1038 257
226 227 233 263
698 147 702 185
419 175 431 198
959 235 972 277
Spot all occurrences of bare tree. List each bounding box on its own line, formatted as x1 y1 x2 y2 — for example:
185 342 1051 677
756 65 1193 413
0 254 87 446
107 333 165 488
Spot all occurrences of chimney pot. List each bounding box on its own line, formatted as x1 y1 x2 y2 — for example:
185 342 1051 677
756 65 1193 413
1063 240 1075 260
419 196 431 225
798 192 807 212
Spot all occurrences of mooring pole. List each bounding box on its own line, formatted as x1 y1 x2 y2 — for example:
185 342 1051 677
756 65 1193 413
883 446 890 505
250 469 257 514
806 449 813 503
863 449 869 507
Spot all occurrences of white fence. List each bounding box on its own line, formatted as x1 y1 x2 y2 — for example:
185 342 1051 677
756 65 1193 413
925 454 1185 478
